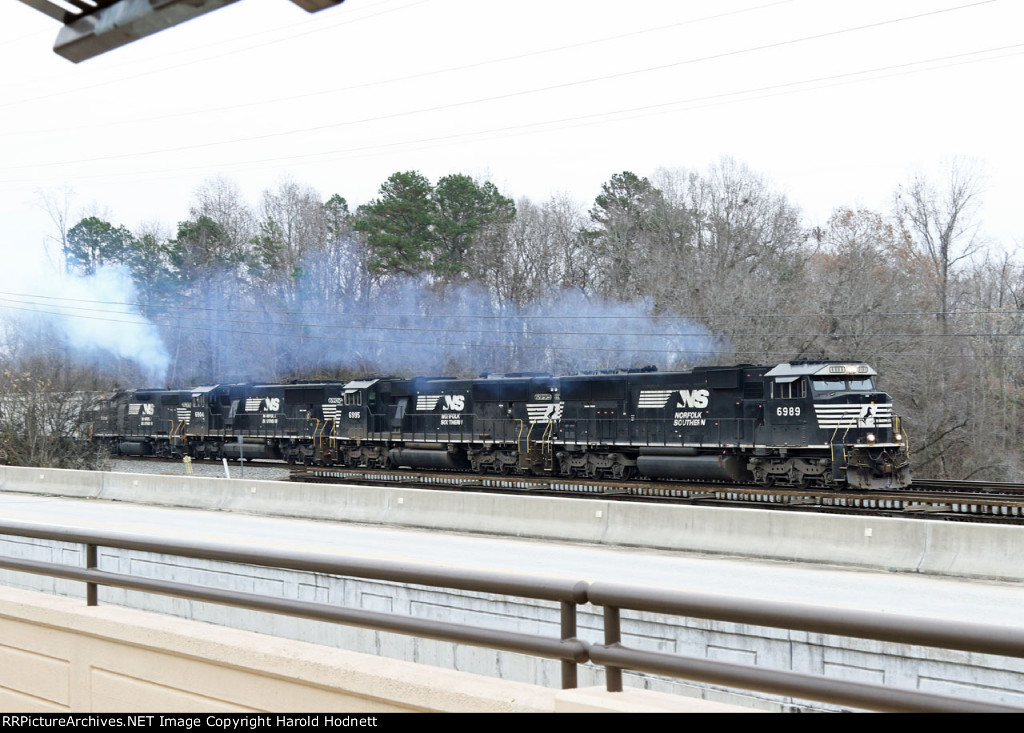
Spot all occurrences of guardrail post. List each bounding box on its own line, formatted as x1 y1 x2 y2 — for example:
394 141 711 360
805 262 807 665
85 543 97 606
560 600 577 689
604 605 622 692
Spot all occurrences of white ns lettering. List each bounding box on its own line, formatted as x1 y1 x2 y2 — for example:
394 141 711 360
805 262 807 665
678 389 709 409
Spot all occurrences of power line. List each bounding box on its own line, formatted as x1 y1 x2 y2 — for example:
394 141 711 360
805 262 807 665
2 0 794 138
3 295 1024 339
3 296 1022 360
5 36 1019 190
1 289 1023 322
0 0 998 174
2 296 1024 362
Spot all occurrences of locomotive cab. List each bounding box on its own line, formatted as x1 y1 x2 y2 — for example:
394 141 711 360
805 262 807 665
753 362 911 489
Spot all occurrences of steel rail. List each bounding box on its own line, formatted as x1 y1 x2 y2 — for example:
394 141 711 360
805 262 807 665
292 468 1024 522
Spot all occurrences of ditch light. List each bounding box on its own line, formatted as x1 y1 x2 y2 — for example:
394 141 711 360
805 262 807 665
18 0 345 63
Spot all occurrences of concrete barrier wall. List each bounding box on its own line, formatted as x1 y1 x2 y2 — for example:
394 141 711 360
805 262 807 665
0 465 1022 581
0 585 742 714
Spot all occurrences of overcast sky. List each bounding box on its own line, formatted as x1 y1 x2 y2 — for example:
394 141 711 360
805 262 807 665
2 0 1023 262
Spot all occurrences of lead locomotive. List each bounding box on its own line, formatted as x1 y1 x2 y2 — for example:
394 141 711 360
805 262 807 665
91 360 911 490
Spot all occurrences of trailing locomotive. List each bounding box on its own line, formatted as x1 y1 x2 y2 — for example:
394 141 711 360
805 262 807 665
89 361 911 490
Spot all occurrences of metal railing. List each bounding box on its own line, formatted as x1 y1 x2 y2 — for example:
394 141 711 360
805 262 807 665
0 519 1020 713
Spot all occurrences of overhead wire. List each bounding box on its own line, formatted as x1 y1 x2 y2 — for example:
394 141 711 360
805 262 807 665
1 292 1023 362
4 5 1020 366
0 0 1002 175
2 297 1021 360
2 288 1024 321
3 35 1019 190
1 0 795 137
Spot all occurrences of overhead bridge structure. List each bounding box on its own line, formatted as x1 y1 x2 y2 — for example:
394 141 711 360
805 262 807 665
18 0 345 62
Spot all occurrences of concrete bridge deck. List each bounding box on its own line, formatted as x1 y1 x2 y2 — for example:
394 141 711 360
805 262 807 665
0 465 1021 712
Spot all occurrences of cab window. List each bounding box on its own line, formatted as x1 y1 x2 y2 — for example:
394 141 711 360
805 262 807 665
344 391 362 406
772 378 805 399
812 377 846 393
847 378 875 391
813 377 876 393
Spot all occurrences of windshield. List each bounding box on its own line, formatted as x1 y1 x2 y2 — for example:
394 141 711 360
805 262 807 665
812 377 875 393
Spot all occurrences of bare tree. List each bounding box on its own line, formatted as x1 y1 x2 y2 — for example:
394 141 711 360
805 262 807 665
189 176 257 269
895 159 985 332
0 331 109 469
35 185 76 275
255 177 330 297
803 207 923 361
473 195 589 307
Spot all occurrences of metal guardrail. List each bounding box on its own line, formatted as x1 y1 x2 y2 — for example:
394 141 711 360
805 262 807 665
0 519 1020 713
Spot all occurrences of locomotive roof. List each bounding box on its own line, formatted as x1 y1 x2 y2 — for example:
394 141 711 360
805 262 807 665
343 379 378 391
764 362 877 378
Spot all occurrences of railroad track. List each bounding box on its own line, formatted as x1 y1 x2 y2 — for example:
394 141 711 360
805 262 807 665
909 478 1024 495
289 468 1024 524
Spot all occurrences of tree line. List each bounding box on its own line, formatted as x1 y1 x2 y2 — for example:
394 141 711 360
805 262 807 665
6 157 1022 480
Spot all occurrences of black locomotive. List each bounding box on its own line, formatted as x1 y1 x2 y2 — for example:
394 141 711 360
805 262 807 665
90 361 911 490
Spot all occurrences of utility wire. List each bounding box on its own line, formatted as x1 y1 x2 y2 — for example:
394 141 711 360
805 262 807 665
2 297 1024 363
0 289 1021 322
2 0 793 137
2 294 1024 340
2 297 1021 359
4 36 1019 188
0 0 998 173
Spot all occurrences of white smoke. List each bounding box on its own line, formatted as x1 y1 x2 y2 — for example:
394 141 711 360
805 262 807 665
0 261 170 383
193 269 729 381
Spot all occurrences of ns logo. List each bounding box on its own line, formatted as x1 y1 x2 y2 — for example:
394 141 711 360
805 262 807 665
264 397 281 412
676 389 709 409
443 395 465 411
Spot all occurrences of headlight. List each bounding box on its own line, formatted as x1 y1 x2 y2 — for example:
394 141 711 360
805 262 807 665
866 433 876 443
894 433 903 442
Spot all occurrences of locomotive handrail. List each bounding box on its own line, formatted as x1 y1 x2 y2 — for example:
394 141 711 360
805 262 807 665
311 417 323 459
540 419 555 456
896 415 911 454
172 420 185 447
0 518 1018 711
829 421 855 445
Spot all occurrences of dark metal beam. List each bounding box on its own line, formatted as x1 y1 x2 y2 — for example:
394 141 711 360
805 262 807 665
16 0 69 23
53 0 243 63
16 0 346 63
